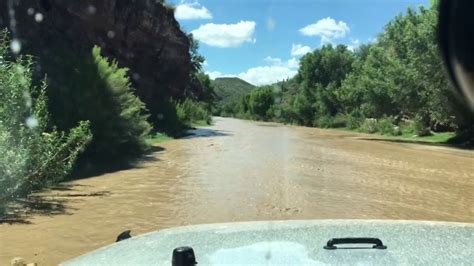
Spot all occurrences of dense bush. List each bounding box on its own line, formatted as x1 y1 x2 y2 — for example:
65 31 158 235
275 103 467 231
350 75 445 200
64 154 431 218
248 87 275 120
46 46 152 165
331 113 348 128
176 99 212 126
315 115 334 128
313 113 348 129
407 116 432 136
376 116 396 135
292 91 314 126
347 110 365 129
360 119 378 134
0 34 91 202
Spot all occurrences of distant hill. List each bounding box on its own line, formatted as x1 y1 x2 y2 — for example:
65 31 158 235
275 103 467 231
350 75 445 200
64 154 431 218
212 77 256 104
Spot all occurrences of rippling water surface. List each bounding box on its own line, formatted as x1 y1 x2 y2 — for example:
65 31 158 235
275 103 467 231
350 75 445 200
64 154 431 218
1 117 473 265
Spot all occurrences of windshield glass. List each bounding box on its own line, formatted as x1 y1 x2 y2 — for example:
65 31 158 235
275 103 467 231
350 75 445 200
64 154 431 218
0 0 473 265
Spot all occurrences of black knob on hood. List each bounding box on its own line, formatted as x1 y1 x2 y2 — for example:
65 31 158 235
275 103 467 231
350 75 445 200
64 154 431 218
172 246 197 266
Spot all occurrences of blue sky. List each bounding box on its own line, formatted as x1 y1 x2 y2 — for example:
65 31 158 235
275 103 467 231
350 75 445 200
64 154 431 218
169 0 429 85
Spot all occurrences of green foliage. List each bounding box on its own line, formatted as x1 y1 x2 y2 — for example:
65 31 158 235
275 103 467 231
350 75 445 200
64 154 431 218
146 132 172 145
186 49 216 112
248 87 275 120
339 45 406 118
347 110 365 129
46 45 152 165
176 99 212 126
292 90 314 126
332 114 348 128
356 117 399 136
91 46 152 158
211 78 256 113
376 116 396 135
188 34 205 73
194 72 216 107
315 115 334 128
296 45 355 118
360 119 378 134
0 34 91 202
298 44 354 88
219 101 240 117
402 116 431 137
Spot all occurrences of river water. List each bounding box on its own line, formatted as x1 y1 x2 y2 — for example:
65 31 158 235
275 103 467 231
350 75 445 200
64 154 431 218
1 117 473 265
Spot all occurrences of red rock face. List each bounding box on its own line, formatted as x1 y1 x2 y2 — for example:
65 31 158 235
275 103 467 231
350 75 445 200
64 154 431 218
0 0 192 121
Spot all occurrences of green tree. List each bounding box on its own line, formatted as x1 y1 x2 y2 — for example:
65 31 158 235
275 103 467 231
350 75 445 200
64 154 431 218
47 46 152 166
188 34 205 73
296 45 355 119
292 89 314 126
195 72 216 108
379 6 457 128
298 44 354 88
0 32 91 202
176 98 212 126
248 87 274 120
337 45 406 118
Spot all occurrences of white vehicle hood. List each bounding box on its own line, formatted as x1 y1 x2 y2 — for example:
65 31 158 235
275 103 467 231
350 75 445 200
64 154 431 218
62 219 474 265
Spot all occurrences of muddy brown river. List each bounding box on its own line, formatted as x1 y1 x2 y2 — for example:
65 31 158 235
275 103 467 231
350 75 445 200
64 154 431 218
1 117 473 265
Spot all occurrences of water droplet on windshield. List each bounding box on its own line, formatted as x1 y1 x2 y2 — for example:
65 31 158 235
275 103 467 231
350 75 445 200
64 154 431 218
87 5 97 15
19 76 28 86
15 65 25 74
26 116 38 129
132 73 140 80
27 8 35 16
107 30 115 39
10 39 21 54
34 13 44 23
23 91 32 108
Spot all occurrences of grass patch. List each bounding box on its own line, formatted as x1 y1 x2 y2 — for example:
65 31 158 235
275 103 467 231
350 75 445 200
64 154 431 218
146 132 173 145
388 132 455 143
192 120 212 127
338 127 455 144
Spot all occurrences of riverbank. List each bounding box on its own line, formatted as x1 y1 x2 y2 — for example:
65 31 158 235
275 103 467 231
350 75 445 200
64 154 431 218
337 128 457 145
146 120 213 145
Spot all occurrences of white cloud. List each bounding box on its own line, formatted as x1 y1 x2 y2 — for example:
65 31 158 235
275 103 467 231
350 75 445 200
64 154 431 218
299 17 349 44
191 21 256 48
368 37 378 44
347 39 360 52
287 57 299 69
238 66 297 86
236 56 299 85
264 56 283 66
206 71 224 79
264 56 299 69
266 17 276 31
291 44 312 56
207 56 299 85
174 2 212 20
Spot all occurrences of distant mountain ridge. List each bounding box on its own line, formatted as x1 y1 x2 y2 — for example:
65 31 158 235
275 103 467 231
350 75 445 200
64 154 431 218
212 77 256 104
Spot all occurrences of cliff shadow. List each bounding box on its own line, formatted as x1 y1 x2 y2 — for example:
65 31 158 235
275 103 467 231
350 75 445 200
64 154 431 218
183 128 232 139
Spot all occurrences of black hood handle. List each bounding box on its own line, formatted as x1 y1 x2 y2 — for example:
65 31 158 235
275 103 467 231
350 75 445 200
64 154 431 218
324 237 387 250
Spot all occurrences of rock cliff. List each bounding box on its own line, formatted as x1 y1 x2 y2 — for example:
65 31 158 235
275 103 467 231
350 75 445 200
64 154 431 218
0 0 192 128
